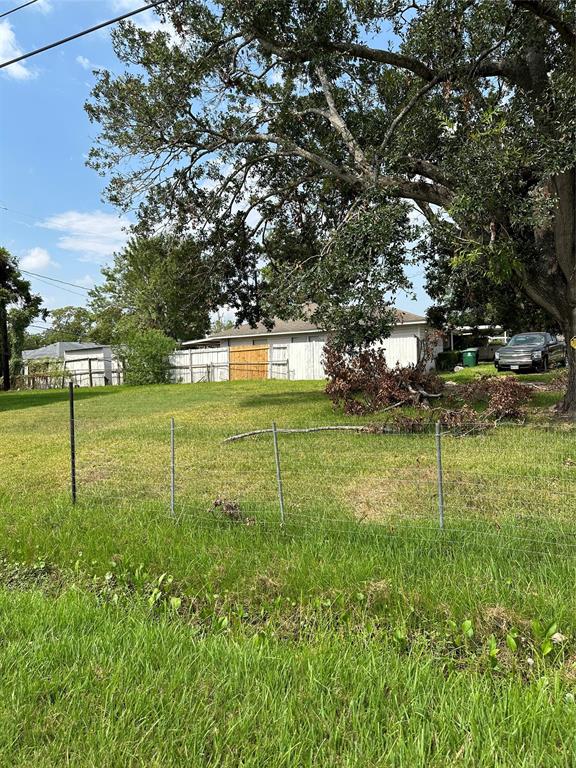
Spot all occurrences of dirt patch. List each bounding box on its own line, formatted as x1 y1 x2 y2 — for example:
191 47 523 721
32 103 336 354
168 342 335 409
344 466 436 522
364 579 392 608
477 604 527 634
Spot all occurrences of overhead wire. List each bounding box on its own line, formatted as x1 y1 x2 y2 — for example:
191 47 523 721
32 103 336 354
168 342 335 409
0 0 170 70
20 269 90 292
26 273 89 298
0 0 38 19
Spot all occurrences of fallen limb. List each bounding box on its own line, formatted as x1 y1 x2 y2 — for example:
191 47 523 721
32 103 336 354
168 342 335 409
407 385 443 399
224 424 388 443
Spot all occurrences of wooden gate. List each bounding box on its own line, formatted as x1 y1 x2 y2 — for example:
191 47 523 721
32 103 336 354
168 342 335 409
229 345 269 380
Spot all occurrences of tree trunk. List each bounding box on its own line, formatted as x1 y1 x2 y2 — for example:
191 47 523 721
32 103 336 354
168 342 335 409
557 307 576 415
0 302 10 391
554 170 576 415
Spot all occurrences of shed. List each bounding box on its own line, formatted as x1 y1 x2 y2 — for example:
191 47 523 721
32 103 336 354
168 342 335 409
64 345 118 386
22 341 96 377
181 309 441 381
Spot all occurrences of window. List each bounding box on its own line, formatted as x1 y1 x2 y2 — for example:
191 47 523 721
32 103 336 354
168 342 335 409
508 333 546 347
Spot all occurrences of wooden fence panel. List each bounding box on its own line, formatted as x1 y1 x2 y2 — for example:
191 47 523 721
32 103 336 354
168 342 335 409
229 345 269 380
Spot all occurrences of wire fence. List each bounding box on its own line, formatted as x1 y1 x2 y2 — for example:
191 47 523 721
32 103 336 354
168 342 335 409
31 384 572 557
5 383 576 558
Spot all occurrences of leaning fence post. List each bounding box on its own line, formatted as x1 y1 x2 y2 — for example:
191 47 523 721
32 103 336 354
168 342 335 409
272 422 285 526
435 421 444 529
69 381 77 504
170 416 176 518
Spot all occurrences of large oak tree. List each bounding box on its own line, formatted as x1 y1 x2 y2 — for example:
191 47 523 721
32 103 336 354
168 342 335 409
86 0 576 409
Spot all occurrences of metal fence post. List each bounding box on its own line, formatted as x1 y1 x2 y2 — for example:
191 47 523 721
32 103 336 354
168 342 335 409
272 422 285 526
69 381 77 504
170 416 176 518
435 421 444 529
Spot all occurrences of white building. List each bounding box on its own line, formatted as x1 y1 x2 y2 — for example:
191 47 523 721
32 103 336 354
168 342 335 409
179 310 440 382
21 342 121 387
64 345 120 386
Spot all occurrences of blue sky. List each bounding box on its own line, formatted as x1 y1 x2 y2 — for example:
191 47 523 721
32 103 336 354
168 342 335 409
0 0 430 327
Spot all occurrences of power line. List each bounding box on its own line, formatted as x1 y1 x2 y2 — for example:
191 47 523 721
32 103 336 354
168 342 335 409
24 273 89 298
0 0 170 70
0 0 38 19
20 269 90 292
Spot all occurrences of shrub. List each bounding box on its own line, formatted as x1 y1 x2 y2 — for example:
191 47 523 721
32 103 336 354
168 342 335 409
115 328 176 386
436 350 460 371
323 343 444 415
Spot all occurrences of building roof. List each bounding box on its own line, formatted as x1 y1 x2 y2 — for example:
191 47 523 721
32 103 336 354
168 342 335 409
22 341 97 361
183 309 427 347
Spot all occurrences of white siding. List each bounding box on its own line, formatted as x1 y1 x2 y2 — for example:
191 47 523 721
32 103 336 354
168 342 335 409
285 335 327 380
64 347 115 387
376 329 420 369
169 348 229 383
183 325 440 381
269 345 289 379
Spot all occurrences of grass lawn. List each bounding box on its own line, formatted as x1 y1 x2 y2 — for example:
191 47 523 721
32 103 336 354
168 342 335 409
0 375 575 766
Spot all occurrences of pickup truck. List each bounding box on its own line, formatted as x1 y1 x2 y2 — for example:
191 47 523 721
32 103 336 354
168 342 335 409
494 332 566 372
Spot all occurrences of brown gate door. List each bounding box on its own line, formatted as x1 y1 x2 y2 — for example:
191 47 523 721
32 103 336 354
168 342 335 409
229 345 269 380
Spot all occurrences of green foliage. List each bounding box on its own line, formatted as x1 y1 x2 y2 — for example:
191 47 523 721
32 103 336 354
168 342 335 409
436 350 460 371
25 305 95 351
0 247 44 387
89 235 211 343
85 0 575 393
210 315 234 335
46 306 93 343
114 323 176 385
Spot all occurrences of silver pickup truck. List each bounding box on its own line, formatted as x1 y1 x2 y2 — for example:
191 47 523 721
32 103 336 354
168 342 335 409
495 332 566 372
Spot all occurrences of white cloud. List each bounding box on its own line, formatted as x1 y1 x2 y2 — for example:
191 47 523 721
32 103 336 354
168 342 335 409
0 21 34 80
110 0 168 34
74 274 96 289
270 69 284 86
21 247 59 270
76 55 104 72
34 0 53 13
109 0 181 41
37 210 131 264
76 55 92 70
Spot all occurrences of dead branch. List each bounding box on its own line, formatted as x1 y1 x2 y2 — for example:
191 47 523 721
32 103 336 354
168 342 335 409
223 413 403 443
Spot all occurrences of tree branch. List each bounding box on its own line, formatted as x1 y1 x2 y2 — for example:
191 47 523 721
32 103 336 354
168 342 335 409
315 65 374 177
328 41 436 81
511 0 576 48
522 276 564 324
380 77 442 151
401 157 452 189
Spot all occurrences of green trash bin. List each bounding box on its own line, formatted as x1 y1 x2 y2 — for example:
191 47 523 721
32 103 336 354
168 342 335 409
462 348 479 367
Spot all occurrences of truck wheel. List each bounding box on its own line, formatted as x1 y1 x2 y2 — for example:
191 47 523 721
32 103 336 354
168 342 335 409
541 356 548 372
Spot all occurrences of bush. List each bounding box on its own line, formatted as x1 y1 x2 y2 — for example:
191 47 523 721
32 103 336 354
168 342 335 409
323 343 444 415
436 350 460 371
115 328 176 386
